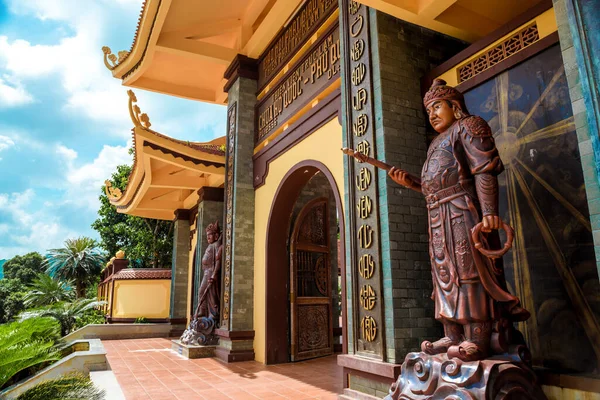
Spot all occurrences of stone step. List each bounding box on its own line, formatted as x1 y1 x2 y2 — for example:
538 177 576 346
338 388 383 400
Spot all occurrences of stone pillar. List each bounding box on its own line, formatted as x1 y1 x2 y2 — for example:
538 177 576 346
192 187 224 315
338 2 466 398
553 0 600 278
216 55 257 362
170 209 191 333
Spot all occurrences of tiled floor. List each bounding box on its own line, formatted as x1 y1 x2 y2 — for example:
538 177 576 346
103 338 343 400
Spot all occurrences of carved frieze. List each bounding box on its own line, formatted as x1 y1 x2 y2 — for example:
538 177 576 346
256 25 341 143
221 102 237 328
258 0 338 88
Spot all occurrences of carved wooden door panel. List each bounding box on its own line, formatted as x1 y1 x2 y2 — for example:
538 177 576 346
290 198 333 361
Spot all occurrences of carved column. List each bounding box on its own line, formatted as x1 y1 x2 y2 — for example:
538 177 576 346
191 187 224 316
170 209 191 333
216 55 258 362
338 1 467 397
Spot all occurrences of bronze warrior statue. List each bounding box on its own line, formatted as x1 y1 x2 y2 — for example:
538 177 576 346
180 221 223 346
347 79 530 362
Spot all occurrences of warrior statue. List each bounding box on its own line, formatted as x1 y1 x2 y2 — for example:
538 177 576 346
347 78 530 361
180 221 223 346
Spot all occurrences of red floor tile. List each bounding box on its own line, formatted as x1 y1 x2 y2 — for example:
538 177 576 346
103 337 343 399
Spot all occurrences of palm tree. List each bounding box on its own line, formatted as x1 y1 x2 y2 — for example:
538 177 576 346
19 298 106 337
16 373 105 400
44 237 105 298
0 318 61 389
23 273 74 308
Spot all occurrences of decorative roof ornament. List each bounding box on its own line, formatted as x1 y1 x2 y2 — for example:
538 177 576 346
104 180 123 200
127 90 152 129
102 46 130 70
115 250 126 259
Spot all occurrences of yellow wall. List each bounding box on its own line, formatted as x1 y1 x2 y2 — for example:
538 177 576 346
253 117 345 363
112 279 171 319
187 217 198 323
543 385 600 400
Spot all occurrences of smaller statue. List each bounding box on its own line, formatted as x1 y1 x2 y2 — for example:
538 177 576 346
180 221 223 346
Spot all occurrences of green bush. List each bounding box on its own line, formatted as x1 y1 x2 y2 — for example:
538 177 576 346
0 318 61 389
73 308 106 331
134 317 149 324
16 373 105 400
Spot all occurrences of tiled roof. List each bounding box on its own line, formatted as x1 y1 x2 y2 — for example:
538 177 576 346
113 268 171 280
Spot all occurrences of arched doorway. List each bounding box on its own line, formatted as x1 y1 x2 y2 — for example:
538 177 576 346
265 161 346 364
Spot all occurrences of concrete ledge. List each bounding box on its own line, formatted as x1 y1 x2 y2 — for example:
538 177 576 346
64 323 173 341
171 340 215 359
338 354 401 380
0 339 108 399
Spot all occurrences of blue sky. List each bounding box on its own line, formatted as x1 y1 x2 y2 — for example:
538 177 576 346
0 0 226 259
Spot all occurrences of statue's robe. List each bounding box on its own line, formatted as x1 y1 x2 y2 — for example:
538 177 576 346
421 116 520 324
196 237 222 320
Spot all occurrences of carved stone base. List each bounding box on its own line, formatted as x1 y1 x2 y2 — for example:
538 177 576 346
179 315 219 346
385 349 548 400
171 340 215 359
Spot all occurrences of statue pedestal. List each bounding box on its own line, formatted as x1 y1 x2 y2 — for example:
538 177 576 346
385 349 547 400
171 340 215 359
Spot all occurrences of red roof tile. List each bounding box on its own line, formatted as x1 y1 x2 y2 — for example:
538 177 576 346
113 268 171 280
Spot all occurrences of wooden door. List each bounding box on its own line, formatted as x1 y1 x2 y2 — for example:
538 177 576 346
290 198 333 361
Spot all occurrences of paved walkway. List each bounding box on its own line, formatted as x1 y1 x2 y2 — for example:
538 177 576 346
104 338 343 400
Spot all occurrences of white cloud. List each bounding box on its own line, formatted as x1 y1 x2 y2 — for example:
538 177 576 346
0 189 79 258
0 75 34 107
0 0 141 137
56 144 78 163
64 143 132 210
0 135 15 152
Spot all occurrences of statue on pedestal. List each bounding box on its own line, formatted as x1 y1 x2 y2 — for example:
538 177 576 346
344 79 546 399
180 221 222 346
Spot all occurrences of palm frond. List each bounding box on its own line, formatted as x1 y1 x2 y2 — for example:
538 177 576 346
16 372 105 400
0 318 61 389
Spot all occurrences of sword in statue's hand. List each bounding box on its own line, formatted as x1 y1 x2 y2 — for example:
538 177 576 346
341 148 421 189
341 147 393 171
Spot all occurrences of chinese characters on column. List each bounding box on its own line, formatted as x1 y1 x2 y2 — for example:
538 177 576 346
343 0 384 358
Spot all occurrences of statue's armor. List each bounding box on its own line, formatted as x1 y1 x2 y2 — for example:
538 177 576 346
196 237 222 319
421 116 518 325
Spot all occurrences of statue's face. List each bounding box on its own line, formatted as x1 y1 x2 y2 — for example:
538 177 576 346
426 100 456 133
206 231 216 244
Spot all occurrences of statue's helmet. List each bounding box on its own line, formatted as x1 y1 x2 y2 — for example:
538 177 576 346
206 221 221 235
423 78 467 113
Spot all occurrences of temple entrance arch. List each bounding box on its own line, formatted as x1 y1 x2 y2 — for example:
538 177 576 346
265 161 346 364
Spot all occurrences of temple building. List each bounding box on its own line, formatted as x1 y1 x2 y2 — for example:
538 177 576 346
102 0 600 398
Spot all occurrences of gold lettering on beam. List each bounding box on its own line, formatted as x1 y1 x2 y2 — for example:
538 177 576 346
353 114 368 137
356 140 370 157
361 315 377 342
350 39 364 61
358 254 375 279
353 88 367 110
360 285 376 310
358 224 374 249
352 63 366 86
350 15 363 37
357 195 372 219
356 167 371 190
348 0 361 15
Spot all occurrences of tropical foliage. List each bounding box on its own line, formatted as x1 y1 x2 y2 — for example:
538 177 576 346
92 163 174 268
0 279 27 323
0 318 61 389
16 373 105 400
3 252 45 286
19 298 106 337
44 237 105 298
23 274 74 308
